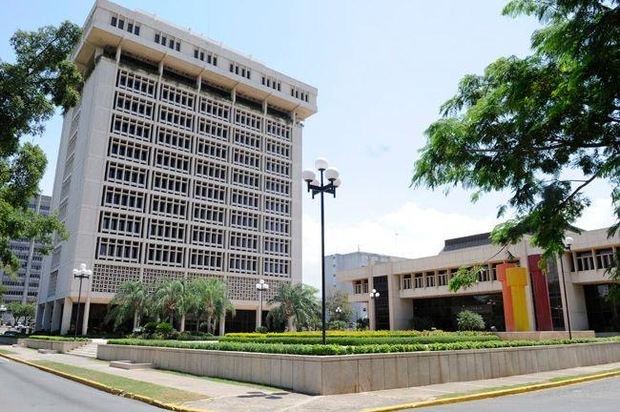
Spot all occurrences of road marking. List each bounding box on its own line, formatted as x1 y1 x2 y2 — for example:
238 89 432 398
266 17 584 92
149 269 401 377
0 358 9 363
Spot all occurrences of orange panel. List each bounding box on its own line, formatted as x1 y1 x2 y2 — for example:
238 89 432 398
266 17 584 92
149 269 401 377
497 262 516 332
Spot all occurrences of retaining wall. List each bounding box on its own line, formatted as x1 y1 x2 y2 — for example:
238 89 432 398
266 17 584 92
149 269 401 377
98 341 620 395
24 338 88 353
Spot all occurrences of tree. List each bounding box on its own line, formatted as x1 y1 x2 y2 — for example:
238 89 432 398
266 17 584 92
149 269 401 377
7 302 35 325
412 1 619 279
0 284 6 304
186 278 234 334
153 279 186 327
105 280 149 330
0 22 81 275
267 283 319 331
326 290 353 325
457 310 486 331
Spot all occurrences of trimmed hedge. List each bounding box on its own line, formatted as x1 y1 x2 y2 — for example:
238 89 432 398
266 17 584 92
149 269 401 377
27 335 89 342
106 337 620 356
224 330 493 339
219 334 500 345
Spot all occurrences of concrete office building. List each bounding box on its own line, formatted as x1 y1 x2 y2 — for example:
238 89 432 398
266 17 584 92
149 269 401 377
1 195 51 305
338 228 620 333
325 252 404 319
36 0 317 335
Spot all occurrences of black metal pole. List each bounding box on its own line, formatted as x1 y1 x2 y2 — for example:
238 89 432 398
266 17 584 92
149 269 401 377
320 169 326 345
558 251 573 340
74 276 83 339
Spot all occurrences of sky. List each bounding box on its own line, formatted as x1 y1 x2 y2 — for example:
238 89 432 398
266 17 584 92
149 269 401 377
1 0 616 291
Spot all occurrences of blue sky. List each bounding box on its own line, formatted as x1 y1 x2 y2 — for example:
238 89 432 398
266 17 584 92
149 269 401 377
2 1 615 289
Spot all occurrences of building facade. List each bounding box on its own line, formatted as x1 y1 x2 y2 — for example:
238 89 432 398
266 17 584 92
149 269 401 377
337 228 620 333
36 0 317 335
325 252 404 320
1 195 51 311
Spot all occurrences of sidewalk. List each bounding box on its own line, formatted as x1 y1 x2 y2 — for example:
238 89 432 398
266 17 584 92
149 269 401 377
4 345 620 411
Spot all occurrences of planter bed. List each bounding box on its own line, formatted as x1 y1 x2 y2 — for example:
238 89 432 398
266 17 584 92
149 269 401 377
23 338 89 353
98 339 620 395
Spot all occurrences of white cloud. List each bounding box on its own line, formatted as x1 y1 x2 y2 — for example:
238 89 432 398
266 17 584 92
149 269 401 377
575 197 616 231
302 201 497 290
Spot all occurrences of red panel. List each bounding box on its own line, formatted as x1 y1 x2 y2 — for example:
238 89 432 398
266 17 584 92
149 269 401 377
528 254 553 331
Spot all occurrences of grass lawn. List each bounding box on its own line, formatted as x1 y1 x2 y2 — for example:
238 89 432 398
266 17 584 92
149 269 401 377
0 349 16 355
161 369 281 392
32 360 207 405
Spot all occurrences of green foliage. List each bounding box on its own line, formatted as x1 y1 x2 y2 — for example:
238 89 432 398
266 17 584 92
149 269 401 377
219 334 499 346
255 326 268 333
155 322 174 338
152 279 186 325
28 335 88 342
457 310 486 331
0 284 6 303
448 266 484 292
225 329 493 338
107 337 620 356
411 0 620 277
326 290 354 324
0 22 81 275
105 280 149 330
327 320 348 330
143 321 158 336
185 278 234 334
267 283 320 331
7 302 35 324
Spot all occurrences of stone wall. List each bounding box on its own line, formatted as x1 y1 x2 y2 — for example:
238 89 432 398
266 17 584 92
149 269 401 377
23 338 88 353
98 341 620 395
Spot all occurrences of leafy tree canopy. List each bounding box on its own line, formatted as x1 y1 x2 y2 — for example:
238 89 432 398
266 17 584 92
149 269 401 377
412 0 619 268
0 22 82 274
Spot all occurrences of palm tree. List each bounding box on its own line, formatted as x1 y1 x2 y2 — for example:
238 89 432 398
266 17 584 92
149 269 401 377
153 279 186 327
186 278 234 334
268 283 319 332
106 280 148 330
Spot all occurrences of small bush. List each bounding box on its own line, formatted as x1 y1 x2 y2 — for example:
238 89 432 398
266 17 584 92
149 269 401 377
255 326 268 333
144 321 158 335
328 320 348 330
27 335 88 342
457 310 486 331
155 322 174 338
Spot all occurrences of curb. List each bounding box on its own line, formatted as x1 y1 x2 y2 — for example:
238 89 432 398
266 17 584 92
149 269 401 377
365 369 620 412
0 352 205 412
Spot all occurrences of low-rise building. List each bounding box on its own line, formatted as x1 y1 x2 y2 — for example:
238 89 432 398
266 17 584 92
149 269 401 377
337 228 620 332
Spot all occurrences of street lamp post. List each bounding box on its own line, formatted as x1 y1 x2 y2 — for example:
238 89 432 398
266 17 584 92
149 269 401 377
369 288 380 330
255 279 269 329
72 263 92 338
303 158 341 345
558 236 574 340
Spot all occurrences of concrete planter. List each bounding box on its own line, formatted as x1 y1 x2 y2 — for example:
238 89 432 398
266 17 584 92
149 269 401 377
24 338 88 353
98 341 620 395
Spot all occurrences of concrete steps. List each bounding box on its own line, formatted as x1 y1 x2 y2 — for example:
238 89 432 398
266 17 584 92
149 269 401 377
67 340 100 358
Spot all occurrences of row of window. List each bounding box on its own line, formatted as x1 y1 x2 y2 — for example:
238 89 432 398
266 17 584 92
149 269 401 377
154 32 181 52
571 248 618 272
193 48 218 66
110 14 141 36
96 236 291 273
230 63 251 79
101 186 292 236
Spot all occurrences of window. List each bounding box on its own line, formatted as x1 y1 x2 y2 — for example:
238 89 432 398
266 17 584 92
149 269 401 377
191 225 224 248
154 148 191 174
150 195 187 218
195 138 227 161
265 138 291 159
197 117 228 141
402 275 412 289
265 196 290 216
264 237 290 256
114 92 154 119
265 177 290 196
102 186 145 212
291 86 310 102
96 237 140 263
160 84 195 110
155 32 180 51
229 231 259 252
261 75 281 91
231 168 261 190
233 148 261 170
233 129 261 150
576 251 595 271
595 248 615 269
198 96 230 121
105 162 147 188
195 160 227 182
264 216 289 235
110 114 152 142
99 211 142 237
192 202 226 225
229 63 251 79
193 48 218 66
266 120 291 140
189 249 223 270
265 157 291 178
264 258 290 277
229 253 258 274
230 210 260 231
156 127 192 152
159 106 193 131
231 188 260 210
148 219 186 243
234 108 261 131
146 243 184 266
151 172 189 196
194 181 226 203
108 137 149 164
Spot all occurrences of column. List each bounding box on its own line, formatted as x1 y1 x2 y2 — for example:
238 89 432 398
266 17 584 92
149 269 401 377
60 297 73 335
256 305 261 330
557 254 589 330
81 298 91 336
218 313 226 336
41 302 52 331
51 299 62 332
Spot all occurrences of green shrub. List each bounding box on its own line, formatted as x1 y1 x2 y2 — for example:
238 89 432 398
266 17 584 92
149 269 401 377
155 322 174 338
219 334 499 345
106 336 619 356
255 326 268 333
457 310 485 331
27 335 88 342
144 321 158 335
328 320 348 330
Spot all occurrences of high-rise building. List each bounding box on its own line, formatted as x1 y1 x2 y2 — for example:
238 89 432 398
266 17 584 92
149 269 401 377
1 195 51 322
36 0 317 335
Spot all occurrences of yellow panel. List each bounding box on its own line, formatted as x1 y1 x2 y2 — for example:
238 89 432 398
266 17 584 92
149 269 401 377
507 267 530 331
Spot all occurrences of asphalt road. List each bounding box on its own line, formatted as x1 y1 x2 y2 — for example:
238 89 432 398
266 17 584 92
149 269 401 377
412 376 620 412
0 356 163 412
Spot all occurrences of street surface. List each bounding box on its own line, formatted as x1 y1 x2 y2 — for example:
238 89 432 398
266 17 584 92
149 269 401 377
0 356 163 412
413 376 620 412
